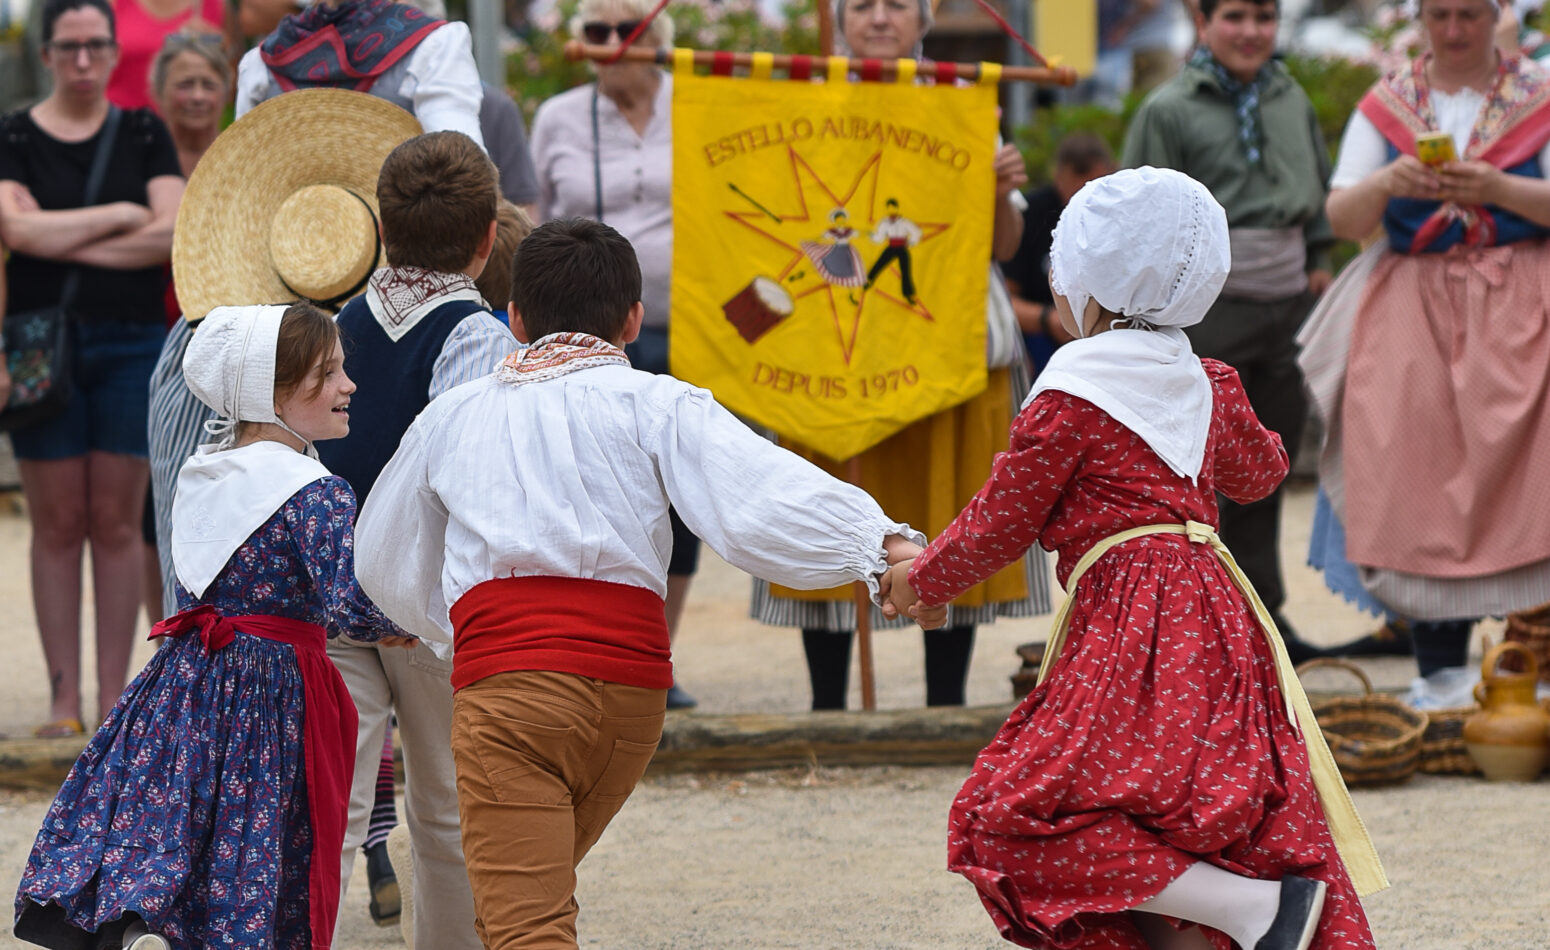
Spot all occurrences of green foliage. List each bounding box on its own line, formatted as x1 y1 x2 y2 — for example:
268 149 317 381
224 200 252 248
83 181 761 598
1012 96 1141 186
1282 55 1380 155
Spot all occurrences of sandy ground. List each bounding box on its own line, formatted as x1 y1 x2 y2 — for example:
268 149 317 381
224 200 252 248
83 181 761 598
1 482 1547 948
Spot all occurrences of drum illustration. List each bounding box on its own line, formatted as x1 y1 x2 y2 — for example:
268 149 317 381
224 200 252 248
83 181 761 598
723 277 795 344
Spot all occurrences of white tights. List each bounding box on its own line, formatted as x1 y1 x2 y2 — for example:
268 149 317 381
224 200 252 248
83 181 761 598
1132 861 1282 950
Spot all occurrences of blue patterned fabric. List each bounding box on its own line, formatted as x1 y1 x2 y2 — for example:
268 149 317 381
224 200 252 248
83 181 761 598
15 476 402 950
1307 487 1394 620
1192 46 1271 165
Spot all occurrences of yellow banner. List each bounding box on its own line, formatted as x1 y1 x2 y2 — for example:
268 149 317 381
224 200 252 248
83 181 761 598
670 69 997 462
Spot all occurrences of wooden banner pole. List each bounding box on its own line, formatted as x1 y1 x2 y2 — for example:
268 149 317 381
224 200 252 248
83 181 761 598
563 42 1079 86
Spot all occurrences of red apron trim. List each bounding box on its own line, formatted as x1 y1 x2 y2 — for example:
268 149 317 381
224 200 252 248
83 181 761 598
151 607 357 949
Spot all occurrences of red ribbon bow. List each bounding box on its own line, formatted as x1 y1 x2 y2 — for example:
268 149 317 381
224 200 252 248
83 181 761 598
149 604 238 652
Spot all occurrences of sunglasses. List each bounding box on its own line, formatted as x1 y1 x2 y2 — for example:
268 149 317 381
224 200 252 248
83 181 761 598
48 38 116 60
581 20 642 44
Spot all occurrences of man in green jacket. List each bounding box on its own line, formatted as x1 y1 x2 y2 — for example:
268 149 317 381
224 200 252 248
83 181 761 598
1123 0 1331 664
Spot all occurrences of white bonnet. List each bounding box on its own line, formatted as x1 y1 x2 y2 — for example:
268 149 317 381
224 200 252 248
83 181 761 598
1049 166 1231 334
183 304 290 444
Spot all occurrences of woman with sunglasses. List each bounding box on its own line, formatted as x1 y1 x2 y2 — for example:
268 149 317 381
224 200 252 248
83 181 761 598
529 0 701 711
0 0 183 739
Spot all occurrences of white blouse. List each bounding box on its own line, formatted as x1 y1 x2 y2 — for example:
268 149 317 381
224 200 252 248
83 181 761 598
235 22 485 149
354 364 921 657
528 75 674 328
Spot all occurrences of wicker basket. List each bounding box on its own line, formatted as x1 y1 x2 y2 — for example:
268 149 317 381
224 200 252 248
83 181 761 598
1418 705 1480 775
1297 659 1428 786
1504 603 1550 684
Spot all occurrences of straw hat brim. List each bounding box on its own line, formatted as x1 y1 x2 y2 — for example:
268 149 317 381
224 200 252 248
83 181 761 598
172 89 422 322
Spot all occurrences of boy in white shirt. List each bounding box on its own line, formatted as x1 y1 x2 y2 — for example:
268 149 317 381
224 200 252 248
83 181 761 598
356 217 930 949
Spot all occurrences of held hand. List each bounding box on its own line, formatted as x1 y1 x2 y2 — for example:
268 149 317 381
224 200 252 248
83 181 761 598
377 635 419 649
908 601 949 630
1382 155 1442 201
1306 269 1333 297
1437 160 1503 206
881 532 923 565
993 144 1029 201
878 565 898 620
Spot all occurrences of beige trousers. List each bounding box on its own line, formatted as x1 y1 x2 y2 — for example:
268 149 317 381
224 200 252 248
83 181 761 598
328 637 482 950
450 670 666 949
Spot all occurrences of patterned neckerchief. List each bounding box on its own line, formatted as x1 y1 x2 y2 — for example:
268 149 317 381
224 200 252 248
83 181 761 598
365 265 485 342
1192 47 1273 165
495 332 631 386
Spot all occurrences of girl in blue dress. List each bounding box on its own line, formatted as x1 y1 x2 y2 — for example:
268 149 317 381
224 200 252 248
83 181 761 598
14 302 414 950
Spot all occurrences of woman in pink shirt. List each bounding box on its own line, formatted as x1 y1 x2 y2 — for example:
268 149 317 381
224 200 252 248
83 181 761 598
106 0 222 111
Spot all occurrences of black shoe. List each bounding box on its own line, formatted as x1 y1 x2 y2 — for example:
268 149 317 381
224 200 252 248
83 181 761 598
365 840 400 927
1254 875 1327 950
1320 620 1414 658
666 683 698 710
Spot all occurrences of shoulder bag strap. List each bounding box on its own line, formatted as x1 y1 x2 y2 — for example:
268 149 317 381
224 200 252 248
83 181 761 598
591 87 604 223
58 104 123 311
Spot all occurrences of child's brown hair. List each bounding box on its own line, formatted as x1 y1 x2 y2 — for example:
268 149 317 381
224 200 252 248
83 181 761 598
474 201 535 311
377 131 500 274
235 301 338 440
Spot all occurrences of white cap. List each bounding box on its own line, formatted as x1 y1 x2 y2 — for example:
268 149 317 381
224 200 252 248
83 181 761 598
1049 166 1231 337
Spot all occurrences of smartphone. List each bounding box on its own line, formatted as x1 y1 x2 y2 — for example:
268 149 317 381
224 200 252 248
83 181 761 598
1416 132 1458 167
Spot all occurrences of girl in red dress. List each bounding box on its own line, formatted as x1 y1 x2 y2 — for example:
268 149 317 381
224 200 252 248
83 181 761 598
885 168 1385 950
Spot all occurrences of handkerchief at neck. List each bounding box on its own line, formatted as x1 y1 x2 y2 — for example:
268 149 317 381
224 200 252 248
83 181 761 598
365 265 486 343
1028 327 1212 483
494 332 631 386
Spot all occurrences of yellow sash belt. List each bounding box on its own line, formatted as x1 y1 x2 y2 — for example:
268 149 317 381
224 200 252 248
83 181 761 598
1035 521 1389 897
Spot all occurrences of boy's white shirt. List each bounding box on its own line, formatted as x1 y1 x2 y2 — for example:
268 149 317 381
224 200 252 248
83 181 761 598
355 364 921 659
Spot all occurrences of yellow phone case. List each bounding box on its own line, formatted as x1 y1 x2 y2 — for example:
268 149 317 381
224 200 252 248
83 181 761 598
1416 132 1457 167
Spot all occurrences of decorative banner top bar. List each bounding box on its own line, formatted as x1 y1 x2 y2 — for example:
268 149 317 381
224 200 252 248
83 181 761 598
563 42 1080 87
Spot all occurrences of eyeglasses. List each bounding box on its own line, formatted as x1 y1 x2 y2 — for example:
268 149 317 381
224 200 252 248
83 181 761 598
48 38 116 60
581 20 642 44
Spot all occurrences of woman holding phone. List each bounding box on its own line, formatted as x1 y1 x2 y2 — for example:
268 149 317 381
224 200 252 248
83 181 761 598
1309 0 1550 674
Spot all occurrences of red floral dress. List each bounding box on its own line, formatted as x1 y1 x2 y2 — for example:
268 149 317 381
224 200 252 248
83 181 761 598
909 360 1375 950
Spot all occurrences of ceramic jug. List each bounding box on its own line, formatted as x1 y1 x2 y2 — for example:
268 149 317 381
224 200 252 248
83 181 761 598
1464 642 1550 781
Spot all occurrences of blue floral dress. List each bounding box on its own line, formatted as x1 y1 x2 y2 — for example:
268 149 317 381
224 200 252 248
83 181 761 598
14 476 404 950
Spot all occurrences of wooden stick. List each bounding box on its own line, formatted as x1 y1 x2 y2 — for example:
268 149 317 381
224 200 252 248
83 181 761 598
847 456 877 712
564 41 1079 86
818 0 833 64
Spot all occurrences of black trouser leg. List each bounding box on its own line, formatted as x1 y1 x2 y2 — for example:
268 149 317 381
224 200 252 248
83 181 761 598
924 625 975 707
802 628 853 711
1186 293 1312 622
1411 619 1475 677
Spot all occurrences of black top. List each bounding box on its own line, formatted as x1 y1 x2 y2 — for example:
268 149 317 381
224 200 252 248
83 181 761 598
1001 183 1064 307
0 107 181 323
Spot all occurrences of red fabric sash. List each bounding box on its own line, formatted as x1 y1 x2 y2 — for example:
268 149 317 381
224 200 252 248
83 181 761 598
151 607 357 950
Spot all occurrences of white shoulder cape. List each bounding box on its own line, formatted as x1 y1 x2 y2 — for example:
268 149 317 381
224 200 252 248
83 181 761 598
1026 327 1212 483
171 440 332 599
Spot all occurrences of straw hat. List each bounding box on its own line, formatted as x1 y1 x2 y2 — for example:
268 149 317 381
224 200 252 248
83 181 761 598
172 89 422 321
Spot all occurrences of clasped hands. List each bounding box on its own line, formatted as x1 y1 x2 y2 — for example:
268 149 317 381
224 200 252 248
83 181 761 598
1384 154 1503 206
877 535 947 630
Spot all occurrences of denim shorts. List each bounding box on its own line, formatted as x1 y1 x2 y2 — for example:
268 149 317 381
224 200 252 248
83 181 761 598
10 319 166 461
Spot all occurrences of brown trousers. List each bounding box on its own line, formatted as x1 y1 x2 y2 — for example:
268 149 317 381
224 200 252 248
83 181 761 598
450 670 666 949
